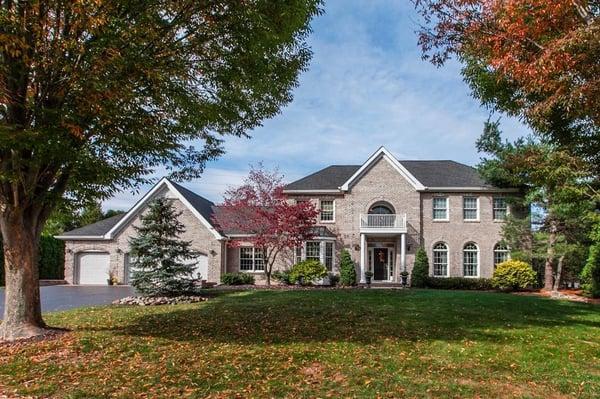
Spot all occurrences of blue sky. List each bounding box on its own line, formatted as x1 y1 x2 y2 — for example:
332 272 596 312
104 0 527 210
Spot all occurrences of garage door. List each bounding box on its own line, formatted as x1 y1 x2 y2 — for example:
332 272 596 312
194 255 209 281
78 253 110 285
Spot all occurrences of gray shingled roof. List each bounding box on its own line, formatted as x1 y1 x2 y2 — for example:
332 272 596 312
60 180 217 238
284 160 492 190
59 213 126 237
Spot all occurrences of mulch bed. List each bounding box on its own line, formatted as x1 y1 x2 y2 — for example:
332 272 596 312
514 289 600 304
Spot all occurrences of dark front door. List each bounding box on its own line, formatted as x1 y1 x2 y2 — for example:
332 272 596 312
373 248 388 280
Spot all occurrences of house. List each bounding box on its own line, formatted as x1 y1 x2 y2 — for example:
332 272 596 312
57 147 516 285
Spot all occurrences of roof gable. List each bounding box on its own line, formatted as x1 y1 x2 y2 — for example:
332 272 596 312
57 178 222 240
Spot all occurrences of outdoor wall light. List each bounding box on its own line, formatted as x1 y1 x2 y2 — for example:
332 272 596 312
67 249 73 254
116 248 123 254
353 244 360 251
209 250 217 256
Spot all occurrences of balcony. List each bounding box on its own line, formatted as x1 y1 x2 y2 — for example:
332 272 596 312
360 213 407 234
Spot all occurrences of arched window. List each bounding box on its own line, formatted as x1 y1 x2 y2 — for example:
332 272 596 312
432 242 449 277
494 243 510 267
463 243 479 277
368 201 394 215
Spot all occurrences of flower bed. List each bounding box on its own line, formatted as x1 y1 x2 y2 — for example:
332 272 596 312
113 296 208 306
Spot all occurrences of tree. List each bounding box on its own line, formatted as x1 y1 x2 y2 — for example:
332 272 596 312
212 165 319 286
339 249 357 286
477 121 595 290
0 0 322 340
43 203 126 236
411 247 429 288
581 216 600 297
129 198 197 297
413 0 600 168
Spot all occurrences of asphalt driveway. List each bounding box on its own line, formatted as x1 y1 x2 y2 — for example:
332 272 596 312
0 285 135 314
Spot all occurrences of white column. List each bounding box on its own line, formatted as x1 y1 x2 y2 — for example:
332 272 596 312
360 233 366 283
400 233 406 273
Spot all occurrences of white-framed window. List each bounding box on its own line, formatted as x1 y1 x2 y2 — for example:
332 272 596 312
493 197 508 220
494 243 510 267
432 242 449 277
305 241 321 261
239 247 264 272
433 197 449 220
295 241 335 271
324 242 333 271
319 200 334 222
463 196 479 221
463 243 479 277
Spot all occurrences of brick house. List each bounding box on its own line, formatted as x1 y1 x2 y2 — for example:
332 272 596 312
57 147 516 285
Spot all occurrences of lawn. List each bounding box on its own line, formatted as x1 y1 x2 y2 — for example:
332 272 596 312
1 289 599 398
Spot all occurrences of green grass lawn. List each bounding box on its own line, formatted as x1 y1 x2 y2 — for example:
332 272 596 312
1 289 599 398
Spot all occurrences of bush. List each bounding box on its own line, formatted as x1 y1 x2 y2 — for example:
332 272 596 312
0 236 64 286
581 243 600 298
220 272 255 285
411 247 429 288
425 277 493 290
289 260 328 285
492 260 537 291
339 249 356 286
272 270 293 285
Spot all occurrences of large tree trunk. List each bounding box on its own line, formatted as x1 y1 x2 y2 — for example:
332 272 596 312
553 254 565 292
544 220 558 291
0 210 47 341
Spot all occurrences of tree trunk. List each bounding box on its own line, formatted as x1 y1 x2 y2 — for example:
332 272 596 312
544 220 558 291
0 211 47 341
553 254 565 292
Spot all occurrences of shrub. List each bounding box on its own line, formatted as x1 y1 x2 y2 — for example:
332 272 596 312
272 270 293 285
492 260 537 291
339 249 356 286
220 272 255 285
289 260 327 285
425 277 493 290
581 243 600 298
411 247 429 288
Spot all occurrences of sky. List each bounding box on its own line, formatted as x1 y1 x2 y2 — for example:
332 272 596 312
104 0 528 210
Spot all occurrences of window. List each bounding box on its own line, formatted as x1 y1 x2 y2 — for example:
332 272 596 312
463 196 478 220
494 243 510 267
239 247 264 272
493 197 508 220
296 241 335 271
432 243 449 277
369 202 394 214
325 242 333 271
305 241 321 261
320 200 334 222
463 243 479 277
433 197 448 220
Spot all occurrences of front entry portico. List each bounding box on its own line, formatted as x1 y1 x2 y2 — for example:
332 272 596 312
359 232 407 283
369 247 394 281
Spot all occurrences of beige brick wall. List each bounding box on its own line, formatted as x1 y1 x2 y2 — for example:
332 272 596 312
64 186 224 284
421 193 506 278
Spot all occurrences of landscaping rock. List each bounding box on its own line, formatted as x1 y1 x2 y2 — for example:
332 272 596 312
112 295 207 306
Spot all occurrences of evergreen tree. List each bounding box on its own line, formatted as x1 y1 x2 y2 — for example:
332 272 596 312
411 248 430 288
582 220 600 298
339 249 357 286
129 198 197 297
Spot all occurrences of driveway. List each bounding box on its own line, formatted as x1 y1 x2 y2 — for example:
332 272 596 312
0 285 135 314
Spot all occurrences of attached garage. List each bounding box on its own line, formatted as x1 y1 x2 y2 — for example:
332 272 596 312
77 252 110 285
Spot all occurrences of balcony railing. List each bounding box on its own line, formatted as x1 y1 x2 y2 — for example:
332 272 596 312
360 213 407 231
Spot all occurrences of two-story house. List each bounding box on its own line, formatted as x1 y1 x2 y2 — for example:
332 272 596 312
57 147 516 285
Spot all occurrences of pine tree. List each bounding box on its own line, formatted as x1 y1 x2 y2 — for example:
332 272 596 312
339 249 357 286
129 198 198 297
411 248 430 288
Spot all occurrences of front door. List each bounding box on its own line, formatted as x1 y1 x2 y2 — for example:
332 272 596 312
373 248 388 281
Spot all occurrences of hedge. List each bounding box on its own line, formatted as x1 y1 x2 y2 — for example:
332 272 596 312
424 276 493 290
0 236 65 286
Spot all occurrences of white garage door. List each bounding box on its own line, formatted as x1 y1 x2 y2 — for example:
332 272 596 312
194 255 209 281
78 253 110 285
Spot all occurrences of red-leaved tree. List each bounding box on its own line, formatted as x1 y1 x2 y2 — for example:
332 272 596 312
213 165 319 285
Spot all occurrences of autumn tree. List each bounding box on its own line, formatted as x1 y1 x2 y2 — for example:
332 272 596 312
413 0 600 168
212 165 319 286
0 0 322 340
